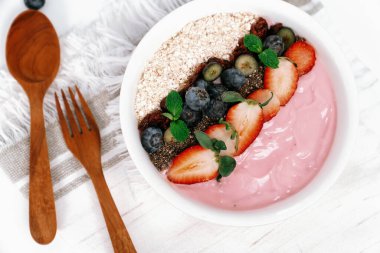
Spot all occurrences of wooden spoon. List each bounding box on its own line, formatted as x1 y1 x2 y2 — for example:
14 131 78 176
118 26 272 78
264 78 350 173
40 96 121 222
6 10 60 244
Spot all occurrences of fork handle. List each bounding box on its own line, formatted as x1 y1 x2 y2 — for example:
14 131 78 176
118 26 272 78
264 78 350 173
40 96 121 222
29 95 57 244
91 171 136 253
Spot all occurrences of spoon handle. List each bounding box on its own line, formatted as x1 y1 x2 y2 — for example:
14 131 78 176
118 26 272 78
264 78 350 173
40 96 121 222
28 94 57 244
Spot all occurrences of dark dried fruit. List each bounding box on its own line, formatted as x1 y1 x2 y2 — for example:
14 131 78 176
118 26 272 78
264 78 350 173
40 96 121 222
268 23 283 35
250 17 268 39
138 110 170 132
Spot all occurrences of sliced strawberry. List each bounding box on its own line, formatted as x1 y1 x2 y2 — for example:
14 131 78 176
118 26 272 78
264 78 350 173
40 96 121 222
248 89 281 122
167 145 218 184
205 124 237 156
264 58 298 106
226 102 263 155
284 41 316 76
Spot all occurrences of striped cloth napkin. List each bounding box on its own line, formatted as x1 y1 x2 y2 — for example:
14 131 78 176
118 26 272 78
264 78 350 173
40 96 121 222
0 0 378 252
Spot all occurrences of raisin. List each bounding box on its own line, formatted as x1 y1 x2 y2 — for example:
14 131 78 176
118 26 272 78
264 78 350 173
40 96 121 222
296 35 306 42
250 17 268 39
268 23 283 35
138 110 170 132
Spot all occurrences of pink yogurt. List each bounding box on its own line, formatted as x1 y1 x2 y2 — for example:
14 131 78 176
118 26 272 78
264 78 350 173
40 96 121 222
169 59 336 210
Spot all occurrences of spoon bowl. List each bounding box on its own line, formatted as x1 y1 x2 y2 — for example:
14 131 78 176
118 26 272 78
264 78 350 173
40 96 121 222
7 10 60 90
6 10 60 244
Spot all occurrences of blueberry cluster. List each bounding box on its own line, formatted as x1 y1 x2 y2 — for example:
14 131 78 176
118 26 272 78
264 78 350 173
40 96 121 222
182 62 249 125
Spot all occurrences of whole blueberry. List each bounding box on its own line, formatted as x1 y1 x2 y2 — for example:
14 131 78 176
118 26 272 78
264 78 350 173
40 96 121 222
207 84 228 100
185 87 210 111
194 79 209 90
141 127 163 153
24 0 45 10
180 105 202 127
203 99 229 120
221 68 246 90
263 35 285 56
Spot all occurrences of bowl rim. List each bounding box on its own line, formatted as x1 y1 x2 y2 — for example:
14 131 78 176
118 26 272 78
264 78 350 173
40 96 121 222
119 0 358 226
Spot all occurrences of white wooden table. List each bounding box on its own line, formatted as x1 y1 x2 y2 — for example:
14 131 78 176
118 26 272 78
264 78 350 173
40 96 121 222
0 0 379 252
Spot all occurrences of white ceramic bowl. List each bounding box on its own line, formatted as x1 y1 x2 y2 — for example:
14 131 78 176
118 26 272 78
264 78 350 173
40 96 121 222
120 0 357 226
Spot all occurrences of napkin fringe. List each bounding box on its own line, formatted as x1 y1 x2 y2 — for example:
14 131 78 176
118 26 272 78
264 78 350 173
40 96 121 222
0 0 191 149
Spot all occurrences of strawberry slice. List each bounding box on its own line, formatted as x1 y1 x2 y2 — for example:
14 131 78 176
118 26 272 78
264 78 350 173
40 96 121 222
264 58 298 106
167 145 218 184
205 124 237 156
226 102 263 155
248 89 281 122
284 41 316 76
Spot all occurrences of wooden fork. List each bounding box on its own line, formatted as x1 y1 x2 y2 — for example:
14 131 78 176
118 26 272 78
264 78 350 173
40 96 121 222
55 86 136 253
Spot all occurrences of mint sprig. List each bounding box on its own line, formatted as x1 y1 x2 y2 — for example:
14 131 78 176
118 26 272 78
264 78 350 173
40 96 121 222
243 34 279 69
194 131 237 182
162 91 189 142
221 91 273 108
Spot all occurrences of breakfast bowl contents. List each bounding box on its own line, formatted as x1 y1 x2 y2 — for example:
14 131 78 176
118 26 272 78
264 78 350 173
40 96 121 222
120 0 357 225
135 11 334 210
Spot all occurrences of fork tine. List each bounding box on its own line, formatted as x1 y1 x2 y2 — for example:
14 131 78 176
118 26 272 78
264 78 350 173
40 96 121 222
61 89 80 136
55 93 72 139
68 87 88 132
75 85 99 131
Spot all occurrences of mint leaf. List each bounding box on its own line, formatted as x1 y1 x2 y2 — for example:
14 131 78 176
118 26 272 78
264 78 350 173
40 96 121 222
212 139 227 151
170 120 189 142
194 131 214 150
222 91 258 105
166 91 183 119
218 156 236 177
162 112 174 120
221 91 245 103
259 91 274 108
244 34 263 53
258 49 279 68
